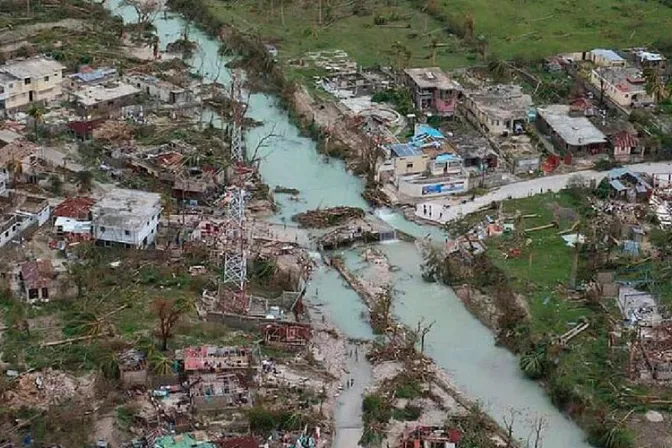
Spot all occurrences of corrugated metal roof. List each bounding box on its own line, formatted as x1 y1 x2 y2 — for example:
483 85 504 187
389 143 422 157
610 179 627 191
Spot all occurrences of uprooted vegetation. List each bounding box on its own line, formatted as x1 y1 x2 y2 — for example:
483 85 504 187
292 206 365 228
432 188 672 448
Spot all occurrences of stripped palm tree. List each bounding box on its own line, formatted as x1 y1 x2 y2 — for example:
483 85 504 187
27 104 45 142
644 67 669 103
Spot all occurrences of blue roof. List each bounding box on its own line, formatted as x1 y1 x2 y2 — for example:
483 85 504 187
415 124 444 140
610 179 627 192
389 143 421 157
71 67 117 83
435 153 460 163
591 49 624 62
608 168 652 190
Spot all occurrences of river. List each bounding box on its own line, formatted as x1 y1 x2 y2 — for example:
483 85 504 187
106 2 593 447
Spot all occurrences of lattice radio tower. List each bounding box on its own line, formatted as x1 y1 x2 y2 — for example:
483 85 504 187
222 71 248 307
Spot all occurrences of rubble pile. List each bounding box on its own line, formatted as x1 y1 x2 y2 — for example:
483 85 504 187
292 206 365 228
4 369 90 409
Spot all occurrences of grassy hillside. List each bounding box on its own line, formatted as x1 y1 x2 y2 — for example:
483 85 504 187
205 0 475 69
434 0 672 59
204 0 672 70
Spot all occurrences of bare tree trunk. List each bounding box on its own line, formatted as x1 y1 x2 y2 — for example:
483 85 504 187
318 0 322 25
280 0 285 27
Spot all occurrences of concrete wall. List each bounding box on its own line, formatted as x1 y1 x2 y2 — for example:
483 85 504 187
512 156 541 174
207 311 270 332
397 175 469 198
393 154 429 176
5 70 63 110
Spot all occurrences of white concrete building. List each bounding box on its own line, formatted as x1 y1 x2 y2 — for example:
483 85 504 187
91 188 162 248
0 57 65 112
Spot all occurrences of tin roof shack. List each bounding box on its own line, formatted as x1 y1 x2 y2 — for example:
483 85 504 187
607 168 652 202
498 135 541 174
178 346 253 373
52 196 95 221
536 105 607 155
119 349 148 388
404 67 462 117
461 84 533 136
590 66 653 108
124 74 190 105
19 259 56 302
398 426 462 448
588 49 627 67
91 188 162 248
611 130 643 162
188 372 251 411
72 82 142 119
632 49 668 71
261 322 311 350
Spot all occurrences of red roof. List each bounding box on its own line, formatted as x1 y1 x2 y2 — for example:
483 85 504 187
67 119 106 135
52 197 96 220
21 259 54 290
612 130 638 149
217 436 258 448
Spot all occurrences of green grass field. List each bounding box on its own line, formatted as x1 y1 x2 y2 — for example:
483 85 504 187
205 0 475 70
438 0 672 59
484 192 590 335
205 0 672 73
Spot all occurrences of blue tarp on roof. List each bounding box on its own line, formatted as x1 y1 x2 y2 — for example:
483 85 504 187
435 153 460 163
389 143 421 157
610 179 627 192
415 124 445 140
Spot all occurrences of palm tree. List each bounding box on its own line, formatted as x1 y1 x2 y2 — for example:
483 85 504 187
76 170 94 192
487 56 511 82
27 104 45 142
644 68 669 103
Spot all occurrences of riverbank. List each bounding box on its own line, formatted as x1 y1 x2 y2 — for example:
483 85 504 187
329 246 517 446
431 189 672 448
165 0 394 207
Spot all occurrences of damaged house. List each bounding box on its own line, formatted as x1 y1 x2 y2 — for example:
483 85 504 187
128 140 226 204
19 259 57 302
178 345 253 373
404 67 462 117
590 66 654 108
188 372 251 411
261 321 311 350
398 426 462 448
461 84 533 136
